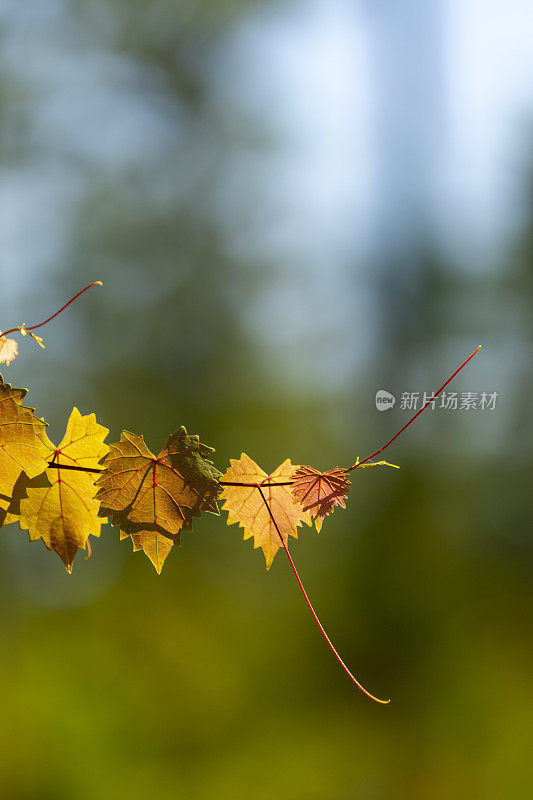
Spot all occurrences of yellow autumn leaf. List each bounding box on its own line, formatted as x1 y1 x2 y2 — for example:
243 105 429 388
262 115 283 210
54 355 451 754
220 453 311 569
96 427 221 573
0 373 54 526
17 407 109 572
118 514 193 575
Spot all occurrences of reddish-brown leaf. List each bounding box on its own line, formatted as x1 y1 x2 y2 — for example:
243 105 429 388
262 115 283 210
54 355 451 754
291 466 350 532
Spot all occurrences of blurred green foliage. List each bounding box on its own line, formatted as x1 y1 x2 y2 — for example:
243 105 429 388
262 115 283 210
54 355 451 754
0 1 532 798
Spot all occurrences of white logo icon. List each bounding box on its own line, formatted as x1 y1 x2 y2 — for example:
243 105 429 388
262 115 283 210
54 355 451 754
375 390 395 411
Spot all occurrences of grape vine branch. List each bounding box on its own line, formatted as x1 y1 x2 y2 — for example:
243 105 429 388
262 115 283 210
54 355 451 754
0 282 482 704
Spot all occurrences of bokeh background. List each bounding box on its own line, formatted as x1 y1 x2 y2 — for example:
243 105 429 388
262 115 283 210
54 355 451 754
1 1 532 798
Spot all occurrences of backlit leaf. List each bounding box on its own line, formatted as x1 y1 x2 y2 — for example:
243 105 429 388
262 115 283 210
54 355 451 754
291 466 350 532
17 407 109 572
0 373 54 526
96 426 221 573
220 453 311 569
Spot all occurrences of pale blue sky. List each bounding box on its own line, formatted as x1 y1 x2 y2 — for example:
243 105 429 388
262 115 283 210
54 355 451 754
1 0 532 390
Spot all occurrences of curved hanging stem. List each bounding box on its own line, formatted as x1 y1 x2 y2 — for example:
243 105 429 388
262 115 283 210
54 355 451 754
348 345 482 472
1 281 102 339
256 484 389 704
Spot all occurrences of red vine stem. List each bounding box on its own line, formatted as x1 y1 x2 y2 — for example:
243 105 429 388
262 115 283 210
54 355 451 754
348 344 482 472
219 480 294 487
1 281 102 338
48 461 102 473
52 336 480 484
256 484 389 704
220 346 482 486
